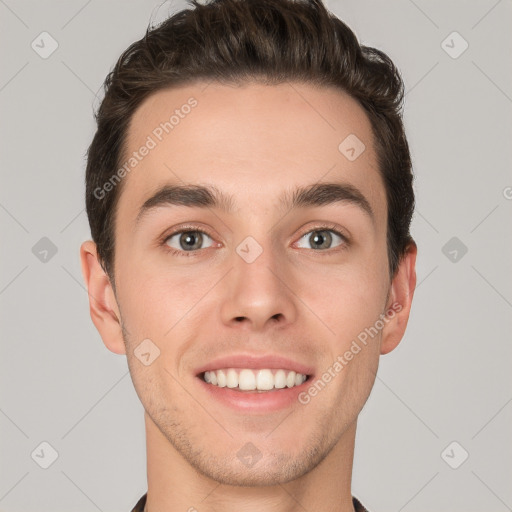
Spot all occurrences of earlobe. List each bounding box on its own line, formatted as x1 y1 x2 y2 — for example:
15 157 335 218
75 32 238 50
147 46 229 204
80 240 126 355
380 241 417 355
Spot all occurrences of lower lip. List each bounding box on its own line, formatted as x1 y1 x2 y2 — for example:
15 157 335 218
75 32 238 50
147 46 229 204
196 375 312 412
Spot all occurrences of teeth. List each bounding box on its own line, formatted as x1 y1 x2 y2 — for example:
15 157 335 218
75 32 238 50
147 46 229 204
256 369 274 390
202 368 307 391
239 369 256 390
274 369 287 389
216 369 227 387
226 368 238 388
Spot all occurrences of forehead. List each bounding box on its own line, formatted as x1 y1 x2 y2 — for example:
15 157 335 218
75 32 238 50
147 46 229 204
118 81 385 223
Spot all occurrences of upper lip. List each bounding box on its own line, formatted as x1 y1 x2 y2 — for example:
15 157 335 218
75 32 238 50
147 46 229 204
195 354 315 376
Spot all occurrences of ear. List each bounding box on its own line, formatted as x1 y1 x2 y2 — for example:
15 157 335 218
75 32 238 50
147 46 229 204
80 240 126 355
380 241 417 355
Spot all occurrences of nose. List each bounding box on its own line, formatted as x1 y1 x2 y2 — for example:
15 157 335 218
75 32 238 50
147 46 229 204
219 239 298 332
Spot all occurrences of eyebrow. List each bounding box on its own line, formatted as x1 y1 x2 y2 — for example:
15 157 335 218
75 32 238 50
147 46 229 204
135 181 374 226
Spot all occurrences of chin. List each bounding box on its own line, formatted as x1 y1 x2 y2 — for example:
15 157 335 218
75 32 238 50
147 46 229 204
187 444 327 487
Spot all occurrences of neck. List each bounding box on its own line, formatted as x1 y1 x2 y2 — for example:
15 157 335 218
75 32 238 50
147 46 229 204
144 412 357 512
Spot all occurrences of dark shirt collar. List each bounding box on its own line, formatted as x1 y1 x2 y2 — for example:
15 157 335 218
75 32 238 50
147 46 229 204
130 492 370 511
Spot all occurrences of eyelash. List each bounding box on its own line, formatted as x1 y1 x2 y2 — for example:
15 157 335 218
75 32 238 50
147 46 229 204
161 223 350 258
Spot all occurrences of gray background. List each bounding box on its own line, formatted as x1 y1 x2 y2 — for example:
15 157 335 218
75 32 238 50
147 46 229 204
1 0 511 511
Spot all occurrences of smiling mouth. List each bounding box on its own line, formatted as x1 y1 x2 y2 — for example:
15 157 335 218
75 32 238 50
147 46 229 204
200 368 311 392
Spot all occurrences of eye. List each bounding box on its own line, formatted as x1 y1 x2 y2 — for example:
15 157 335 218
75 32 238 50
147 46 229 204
164 229 215 254
295 227 347 251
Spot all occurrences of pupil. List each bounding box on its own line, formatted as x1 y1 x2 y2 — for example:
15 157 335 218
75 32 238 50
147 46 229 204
182 232 201 250
312 230 331 249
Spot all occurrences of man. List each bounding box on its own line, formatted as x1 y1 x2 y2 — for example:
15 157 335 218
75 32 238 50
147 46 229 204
80 0 417 510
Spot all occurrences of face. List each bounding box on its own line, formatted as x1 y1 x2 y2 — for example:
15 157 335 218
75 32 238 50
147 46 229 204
82 81 416 486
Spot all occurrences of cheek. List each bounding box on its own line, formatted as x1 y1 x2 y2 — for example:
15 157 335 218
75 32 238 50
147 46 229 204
116 262 218 341
116 227 389 342
296 261 388 344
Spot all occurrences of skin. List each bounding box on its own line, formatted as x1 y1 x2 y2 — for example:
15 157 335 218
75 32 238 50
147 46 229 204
80 81 416 512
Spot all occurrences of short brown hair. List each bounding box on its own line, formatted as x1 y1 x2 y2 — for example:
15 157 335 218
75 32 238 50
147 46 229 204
85 0 415 282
